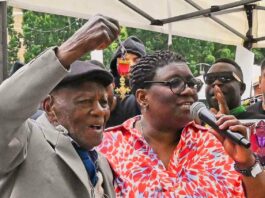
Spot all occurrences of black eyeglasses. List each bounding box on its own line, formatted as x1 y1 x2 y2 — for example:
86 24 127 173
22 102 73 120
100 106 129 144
144 77 203 95
203 71 242 85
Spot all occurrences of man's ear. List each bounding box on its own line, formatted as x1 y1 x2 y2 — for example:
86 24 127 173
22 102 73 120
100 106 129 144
240 83 246 96
43 95 58 124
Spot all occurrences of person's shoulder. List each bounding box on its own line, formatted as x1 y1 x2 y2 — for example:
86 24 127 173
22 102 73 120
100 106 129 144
120 94 137 107
105 124 124 133
246 101 262 112
238 110 265 119
105 116 139 134
104 122 130 138
120 94 141 115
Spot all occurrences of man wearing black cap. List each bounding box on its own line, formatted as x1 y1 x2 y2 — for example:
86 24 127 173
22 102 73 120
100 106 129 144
0 14 119 198
106 36 146 127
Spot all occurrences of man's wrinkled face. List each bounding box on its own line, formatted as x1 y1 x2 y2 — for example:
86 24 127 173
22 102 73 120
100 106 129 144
205 62 244 110
51 81 110 150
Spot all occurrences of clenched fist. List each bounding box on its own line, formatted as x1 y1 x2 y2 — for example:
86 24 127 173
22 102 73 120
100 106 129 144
57 14 120 67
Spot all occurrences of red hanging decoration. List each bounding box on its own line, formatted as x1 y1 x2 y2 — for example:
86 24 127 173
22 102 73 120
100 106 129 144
117 59 130 76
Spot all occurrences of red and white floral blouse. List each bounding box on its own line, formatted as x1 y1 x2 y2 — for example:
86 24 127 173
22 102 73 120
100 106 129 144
98 116 244 198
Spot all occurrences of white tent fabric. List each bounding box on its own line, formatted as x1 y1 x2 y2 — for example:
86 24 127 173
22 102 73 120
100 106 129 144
7 0 265 48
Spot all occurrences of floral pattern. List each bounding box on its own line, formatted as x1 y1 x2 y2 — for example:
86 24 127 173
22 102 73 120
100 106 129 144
98 116 244 198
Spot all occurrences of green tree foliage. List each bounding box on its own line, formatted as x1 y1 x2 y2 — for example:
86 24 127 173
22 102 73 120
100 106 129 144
7 9 265 74
103 26 128 68
22 11 128 69
7 7 22 71
252 48 265 64
23 11 87 62
127 28 236 76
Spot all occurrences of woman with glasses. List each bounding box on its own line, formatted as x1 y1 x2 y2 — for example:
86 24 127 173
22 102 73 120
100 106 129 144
98 50 265 197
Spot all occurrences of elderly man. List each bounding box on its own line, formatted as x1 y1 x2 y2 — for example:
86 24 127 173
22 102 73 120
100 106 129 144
0 15 119 198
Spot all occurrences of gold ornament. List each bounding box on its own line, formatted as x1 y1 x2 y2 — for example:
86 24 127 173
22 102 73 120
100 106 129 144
115 76 131 99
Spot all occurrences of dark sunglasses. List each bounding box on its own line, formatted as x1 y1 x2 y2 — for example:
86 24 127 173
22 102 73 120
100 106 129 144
203 71 242 85
144 77 203 95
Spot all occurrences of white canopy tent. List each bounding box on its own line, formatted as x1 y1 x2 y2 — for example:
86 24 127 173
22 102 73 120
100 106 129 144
7 0 265 48
1 0 265 83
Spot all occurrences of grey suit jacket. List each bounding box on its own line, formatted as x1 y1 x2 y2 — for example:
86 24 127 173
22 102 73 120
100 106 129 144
0 48 115 198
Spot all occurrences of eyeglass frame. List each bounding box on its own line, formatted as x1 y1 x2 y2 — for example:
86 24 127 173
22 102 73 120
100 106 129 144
203 71 243 85
143 76 203 95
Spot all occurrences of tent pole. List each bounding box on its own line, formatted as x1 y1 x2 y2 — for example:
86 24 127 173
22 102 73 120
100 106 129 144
0 1 8 83
118 0 160 25
256 5 265 10
161 0 261 24
184 0 247 40
255 36 265 42
243 4 256 49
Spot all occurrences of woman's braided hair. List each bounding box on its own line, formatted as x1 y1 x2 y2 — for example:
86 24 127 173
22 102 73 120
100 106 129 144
130 50 186 94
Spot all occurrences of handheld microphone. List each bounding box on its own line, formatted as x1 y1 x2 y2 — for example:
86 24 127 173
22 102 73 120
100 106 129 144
190 102 250 148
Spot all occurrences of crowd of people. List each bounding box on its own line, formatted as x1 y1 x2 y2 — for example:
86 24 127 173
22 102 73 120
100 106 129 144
1 14 265 198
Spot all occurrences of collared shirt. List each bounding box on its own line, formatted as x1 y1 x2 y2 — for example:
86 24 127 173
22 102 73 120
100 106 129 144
56 124 102 192
98 116 244 198
230 105 246 116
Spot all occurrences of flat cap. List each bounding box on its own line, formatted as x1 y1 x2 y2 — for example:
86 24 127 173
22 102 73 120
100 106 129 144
56 60 113 89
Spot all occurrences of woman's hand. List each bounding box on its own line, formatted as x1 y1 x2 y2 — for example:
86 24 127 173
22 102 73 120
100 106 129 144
210 114 255 168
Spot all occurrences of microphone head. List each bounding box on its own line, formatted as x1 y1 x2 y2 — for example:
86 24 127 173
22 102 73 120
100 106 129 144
190 102 207 120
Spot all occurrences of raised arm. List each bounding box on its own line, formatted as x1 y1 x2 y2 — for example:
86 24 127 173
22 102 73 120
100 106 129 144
0 15 119 174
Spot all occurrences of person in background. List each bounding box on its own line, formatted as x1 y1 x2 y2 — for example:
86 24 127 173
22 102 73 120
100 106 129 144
246 59 265 166
0 14 119 198
98 50 265 197
106 36 146 127
247 58 265 117
204 58 265 119
9 61 24 76
110 36 146 94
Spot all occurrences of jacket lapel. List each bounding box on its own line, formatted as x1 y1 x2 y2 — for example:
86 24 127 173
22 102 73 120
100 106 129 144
36 114 91 195
55 133 91 193
97 153 115 198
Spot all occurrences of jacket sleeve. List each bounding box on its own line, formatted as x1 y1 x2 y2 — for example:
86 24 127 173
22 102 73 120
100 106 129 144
0 48 68 175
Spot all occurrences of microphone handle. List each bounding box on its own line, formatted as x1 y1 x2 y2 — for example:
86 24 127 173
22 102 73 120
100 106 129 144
200 113 251 148
219 129 251 148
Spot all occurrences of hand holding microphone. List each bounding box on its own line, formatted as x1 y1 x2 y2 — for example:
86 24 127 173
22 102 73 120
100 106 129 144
190 102 250 148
